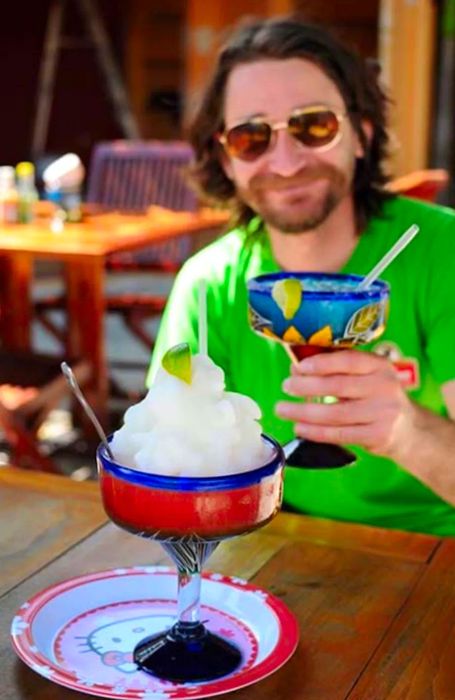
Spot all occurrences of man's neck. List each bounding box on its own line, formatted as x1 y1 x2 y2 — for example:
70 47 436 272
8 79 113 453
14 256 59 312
267 197 359 273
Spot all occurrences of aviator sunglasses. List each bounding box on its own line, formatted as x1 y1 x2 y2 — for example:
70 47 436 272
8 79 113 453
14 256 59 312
218 105 346 162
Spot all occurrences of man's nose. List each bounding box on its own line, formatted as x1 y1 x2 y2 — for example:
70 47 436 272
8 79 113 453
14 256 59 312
266 128 310 177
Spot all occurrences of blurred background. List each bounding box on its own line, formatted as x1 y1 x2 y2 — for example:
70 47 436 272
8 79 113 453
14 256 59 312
0 0 454 204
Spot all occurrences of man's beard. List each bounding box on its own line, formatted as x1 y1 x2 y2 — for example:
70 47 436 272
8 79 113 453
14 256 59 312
237 163 352 234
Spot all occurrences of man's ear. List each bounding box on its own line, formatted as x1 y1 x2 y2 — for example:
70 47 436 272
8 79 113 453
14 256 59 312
355 119 373 158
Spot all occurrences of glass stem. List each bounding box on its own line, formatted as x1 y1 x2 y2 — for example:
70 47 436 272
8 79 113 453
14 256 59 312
160 539 219 638
177 568 201 626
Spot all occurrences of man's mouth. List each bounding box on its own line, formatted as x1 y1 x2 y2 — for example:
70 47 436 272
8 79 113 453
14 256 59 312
269 179 318 191
258 178 326 196
251 169 331 193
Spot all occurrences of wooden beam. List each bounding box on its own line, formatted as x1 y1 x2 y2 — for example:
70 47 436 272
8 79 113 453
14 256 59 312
183 0 295 123
378 0 437 176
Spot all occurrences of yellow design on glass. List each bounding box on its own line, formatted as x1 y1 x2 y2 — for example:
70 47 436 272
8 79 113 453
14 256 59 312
308 325 333 346
283 326 306 343
349 303 380 334
262 327 281 340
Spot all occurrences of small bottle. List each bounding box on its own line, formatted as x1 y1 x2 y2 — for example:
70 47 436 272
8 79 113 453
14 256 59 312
0 166 19 223
16 161 38 223
61 184 82 223
45 184 66 233
43 153 84 223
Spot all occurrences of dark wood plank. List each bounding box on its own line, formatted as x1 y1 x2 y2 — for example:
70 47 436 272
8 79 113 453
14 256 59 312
346 538 455 699
0 465 100 498
0 209 228 259
1 523 284 700
65 257 108 429
1 526 166 700
266 511 439 563
0 467 106 596
0 254 33 350
229 538 426 700
209 527 287 578
1 521 430 699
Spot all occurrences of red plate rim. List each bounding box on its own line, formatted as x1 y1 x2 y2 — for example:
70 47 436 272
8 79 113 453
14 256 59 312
11 566 299 699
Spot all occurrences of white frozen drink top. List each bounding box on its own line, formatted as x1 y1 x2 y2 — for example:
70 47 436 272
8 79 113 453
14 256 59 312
110 353 270 477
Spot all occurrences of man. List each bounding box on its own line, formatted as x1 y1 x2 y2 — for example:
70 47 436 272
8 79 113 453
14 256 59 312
148 16 455 535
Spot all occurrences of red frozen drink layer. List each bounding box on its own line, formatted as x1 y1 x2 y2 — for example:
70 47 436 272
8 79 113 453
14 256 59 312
100 467 283 539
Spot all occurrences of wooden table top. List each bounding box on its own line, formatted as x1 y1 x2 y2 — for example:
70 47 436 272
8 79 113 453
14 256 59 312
0 207 228 260
0 206 229 445
1 466 454 699
0 467 107 597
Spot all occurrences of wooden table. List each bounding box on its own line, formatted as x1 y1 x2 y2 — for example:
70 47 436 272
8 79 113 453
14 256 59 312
0 207 227 428
1 465 454 699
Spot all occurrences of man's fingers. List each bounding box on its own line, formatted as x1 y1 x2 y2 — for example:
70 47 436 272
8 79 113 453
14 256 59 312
294 421 378 447
283 372 386 400
291 349 393 376
276 398 388 425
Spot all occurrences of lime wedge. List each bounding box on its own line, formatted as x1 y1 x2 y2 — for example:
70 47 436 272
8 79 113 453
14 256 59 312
161 343 192 384
272 278 302 320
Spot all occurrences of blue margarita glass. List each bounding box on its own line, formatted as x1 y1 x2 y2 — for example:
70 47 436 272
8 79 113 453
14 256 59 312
247 272 390 468
97 434 284 683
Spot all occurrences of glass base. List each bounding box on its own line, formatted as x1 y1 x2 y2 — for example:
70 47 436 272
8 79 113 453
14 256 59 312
284 438 356 469
133 621 242 682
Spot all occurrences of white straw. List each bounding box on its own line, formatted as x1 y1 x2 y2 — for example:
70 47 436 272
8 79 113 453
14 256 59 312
357 224 420 291
198 279 208 355
282 341 299 366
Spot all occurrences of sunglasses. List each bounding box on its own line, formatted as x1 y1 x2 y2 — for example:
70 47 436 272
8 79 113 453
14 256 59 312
218 106 346 162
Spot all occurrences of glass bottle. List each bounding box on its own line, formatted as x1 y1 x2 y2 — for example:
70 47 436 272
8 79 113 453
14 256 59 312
0 166 19 223
16 161 38 223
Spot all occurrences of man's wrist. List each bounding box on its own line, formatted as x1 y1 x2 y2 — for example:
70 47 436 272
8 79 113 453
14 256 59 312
386 400 431 477
388 401 455 502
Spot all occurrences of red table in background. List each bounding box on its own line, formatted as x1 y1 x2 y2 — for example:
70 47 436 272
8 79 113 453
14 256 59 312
0 207 228 429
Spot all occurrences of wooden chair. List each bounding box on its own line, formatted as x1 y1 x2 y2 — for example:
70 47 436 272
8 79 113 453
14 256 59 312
0 350 90 472
35 140 198 353
387 168 449 202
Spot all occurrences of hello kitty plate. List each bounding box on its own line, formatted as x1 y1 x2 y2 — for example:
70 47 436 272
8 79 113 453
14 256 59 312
11 566 299 699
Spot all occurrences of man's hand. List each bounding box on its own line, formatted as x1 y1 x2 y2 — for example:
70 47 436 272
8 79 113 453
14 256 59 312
276 349 416 462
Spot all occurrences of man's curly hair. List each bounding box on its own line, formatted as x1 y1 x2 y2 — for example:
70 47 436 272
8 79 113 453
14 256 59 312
187 15 393 232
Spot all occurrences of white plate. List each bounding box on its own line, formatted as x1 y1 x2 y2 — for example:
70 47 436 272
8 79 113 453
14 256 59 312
11 566 299 699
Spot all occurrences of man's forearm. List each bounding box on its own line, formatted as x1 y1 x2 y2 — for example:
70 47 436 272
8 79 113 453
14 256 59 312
393 402 455 505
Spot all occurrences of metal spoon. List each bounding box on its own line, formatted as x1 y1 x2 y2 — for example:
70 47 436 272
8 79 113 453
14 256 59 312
61 361 115 460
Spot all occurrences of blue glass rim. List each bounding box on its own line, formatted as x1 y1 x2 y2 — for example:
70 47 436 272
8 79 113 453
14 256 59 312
97 434 284 492
247 272 390 300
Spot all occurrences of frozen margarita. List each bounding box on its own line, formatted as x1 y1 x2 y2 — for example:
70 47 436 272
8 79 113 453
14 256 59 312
98 343 284 539
110 345 270 477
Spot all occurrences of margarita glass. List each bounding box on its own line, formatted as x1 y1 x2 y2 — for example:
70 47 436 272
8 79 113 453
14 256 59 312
97 434 284 683
247 272 390 468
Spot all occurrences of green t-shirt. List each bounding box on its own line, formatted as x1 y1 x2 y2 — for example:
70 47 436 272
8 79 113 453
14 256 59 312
148 196 455 536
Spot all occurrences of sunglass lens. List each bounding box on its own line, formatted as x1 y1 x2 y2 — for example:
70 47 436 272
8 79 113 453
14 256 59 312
225 122 271 161
290 110 340 148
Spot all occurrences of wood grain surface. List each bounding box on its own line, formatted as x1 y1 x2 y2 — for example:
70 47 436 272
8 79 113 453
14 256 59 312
0 467 453 700
0 208 228 259
0 466 106 596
